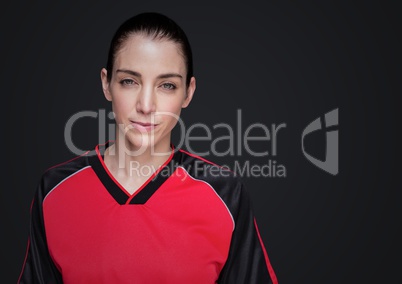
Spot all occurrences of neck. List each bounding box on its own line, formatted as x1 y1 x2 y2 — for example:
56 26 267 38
104 138 172 178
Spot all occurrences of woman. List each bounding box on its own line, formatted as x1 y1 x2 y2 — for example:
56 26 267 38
18 12 278 284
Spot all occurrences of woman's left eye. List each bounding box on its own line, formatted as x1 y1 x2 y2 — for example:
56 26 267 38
161 83 176 90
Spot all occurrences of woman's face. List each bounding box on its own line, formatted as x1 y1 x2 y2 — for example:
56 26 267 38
101 34 195 155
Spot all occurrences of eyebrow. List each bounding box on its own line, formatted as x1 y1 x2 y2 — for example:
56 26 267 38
116 69 183 79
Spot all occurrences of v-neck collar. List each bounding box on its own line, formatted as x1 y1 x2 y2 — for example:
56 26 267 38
89 142 182 205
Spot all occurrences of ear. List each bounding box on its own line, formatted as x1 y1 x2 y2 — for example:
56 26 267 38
101 68 112 101
182 77 196 108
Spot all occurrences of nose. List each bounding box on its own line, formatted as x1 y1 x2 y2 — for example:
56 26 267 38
136 85 156 114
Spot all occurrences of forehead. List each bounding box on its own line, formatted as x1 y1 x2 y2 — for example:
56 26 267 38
114 34 186 74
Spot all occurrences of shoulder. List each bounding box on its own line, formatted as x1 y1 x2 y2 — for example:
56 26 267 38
178 148 239 180
43 150 91 176
176 148 245 198
37 151 93 198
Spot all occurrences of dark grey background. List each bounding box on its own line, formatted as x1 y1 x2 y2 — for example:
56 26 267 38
1 1 400 283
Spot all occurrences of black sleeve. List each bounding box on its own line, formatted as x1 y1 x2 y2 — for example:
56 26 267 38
18 178 63 284
217 182 278 284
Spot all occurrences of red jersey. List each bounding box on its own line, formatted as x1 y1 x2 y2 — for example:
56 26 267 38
18 143 277 283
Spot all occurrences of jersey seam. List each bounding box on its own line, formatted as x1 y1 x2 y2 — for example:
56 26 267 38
43 166 92 204
177 166 235 231
44 151 90 173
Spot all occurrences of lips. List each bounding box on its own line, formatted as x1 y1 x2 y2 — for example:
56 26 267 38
133 121 155 126
129 120 158 131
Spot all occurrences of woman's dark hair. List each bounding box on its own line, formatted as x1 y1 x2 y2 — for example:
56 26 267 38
106 12 193 86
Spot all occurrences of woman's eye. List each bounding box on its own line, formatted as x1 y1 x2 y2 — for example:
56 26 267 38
120 79 135 86
161 83 176 90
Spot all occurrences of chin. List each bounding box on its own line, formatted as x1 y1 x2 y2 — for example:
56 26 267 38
117 132 154 154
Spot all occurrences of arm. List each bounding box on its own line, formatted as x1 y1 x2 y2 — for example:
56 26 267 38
18 179 63 284
218 182 278 284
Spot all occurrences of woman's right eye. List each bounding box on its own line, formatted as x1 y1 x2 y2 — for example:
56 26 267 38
120 79 135 86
